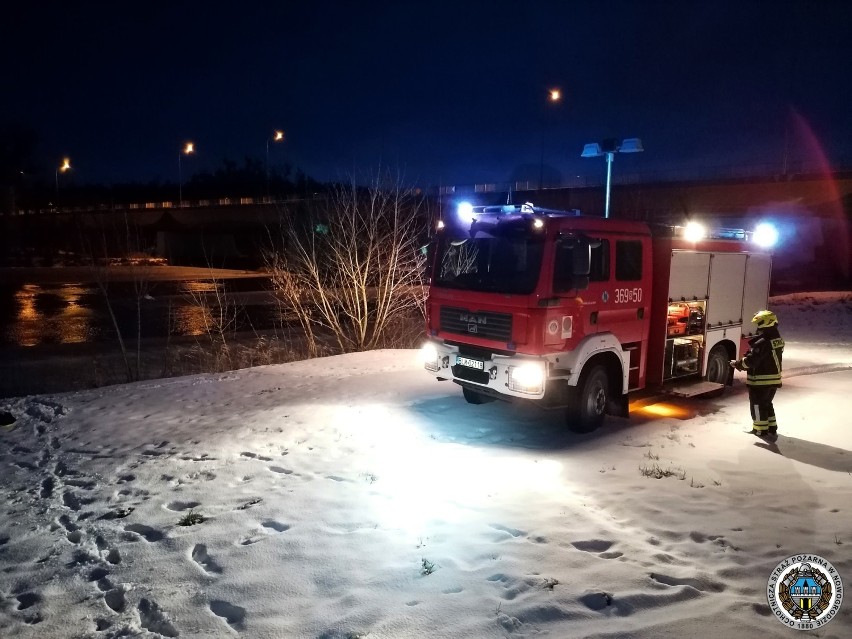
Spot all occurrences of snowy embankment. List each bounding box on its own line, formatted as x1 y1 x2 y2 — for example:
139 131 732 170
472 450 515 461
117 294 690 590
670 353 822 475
1 294 851 638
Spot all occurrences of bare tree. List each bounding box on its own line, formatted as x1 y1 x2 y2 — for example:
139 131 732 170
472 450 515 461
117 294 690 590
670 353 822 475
266 170 427 354
180 270 240 372
79 212 154 383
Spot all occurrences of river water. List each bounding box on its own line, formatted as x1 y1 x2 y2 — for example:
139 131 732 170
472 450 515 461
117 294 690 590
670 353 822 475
0 276 279 348
0 274 291 397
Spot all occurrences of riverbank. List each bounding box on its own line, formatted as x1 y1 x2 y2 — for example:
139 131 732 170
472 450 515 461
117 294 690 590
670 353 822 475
0 329 316 398
0 265 270 285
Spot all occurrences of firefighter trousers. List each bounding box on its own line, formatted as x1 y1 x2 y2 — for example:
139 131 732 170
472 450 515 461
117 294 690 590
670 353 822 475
748 386 778 432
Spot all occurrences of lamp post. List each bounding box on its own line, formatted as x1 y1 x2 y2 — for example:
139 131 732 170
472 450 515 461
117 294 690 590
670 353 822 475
55 157 71 207
539 89 561 190
178 142 194 207
266 129 285 200
580 137 643 218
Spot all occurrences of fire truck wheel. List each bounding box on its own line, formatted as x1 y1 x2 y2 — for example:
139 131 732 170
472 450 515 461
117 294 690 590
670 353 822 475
462 387 495 405
567 365 609 433
704 345 731 391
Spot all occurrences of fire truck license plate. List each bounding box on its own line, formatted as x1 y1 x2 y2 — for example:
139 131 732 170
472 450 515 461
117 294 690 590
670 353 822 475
456 356 484 370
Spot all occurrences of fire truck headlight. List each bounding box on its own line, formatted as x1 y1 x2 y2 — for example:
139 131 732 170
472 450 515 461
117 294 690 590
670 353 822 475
457 201 475 225
684 221 706 242
508 363 545 394
753 222 779 248
419 342 440 371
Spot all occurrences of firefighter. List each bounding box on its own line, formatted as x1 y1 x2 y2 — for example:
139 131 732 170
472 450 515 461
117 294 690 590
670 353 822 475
730 310 784 440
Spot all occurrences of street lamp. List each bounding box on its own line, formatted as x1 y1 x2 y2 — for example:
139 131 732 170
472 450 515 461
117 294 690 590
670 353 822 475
266 129 285 200
539 89 562 189
178 142 194 207
581 137 643 218
55 157 71 206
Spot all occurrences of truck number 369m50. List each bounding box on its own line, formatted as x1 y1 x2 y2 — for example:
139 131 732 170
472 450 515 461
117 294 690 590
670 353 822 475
614 288 643 303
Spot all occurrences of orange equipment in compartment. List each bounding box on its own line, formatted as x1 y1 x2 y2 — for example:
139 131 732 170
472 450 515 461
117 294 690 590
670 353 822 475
667 302 705 337
667 303 690 336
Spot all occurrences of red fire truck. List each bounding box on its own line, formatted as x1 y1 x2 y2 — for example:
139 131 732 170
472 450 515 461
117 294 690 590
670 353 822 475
419 203 773 432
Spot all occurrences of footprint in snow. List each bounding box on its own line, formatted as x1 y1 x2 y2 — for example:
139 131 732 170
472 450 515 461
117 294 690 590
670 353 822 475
241 451 272 461
571 539 615 553
94 618 112 631
104 587 126 613
65 478 96 490
268 466 293 474
62 491 83 511
210 600 246 630
138 598 179 637
96 577 114 592
65 549 99 568
88 567 110 582
191 544 223 574
40 477 55 498
165 500 201 512
579 591 613 610
16 592 40 610
488 523 525 538
66 530 83 544
54 460 76 477
238 535 263 546
261 520 291 533
237 497 262 510
123 523 164 542
58 513 78 531
650 572 726 592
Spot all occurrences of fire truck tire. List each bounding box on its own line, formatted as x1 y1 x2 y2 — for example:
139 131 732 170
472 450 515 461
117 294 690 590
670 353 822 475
462 387 495 405
704 345 731 393
567 365 609 433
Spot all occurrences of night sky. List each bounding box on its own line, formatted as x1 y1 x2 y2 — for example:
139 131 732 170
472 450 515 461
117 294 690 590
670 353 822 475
4 1 852 187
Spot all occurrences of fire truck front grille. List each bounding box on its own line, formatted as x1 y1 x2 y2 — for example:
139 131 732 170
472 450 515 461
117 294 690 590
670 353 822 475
440 306 512 342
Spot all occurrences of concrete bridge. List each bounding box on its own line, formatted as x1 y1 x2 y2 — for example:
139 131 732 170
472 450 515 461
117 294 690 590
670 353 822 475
8 169 851 223
3 171 850 287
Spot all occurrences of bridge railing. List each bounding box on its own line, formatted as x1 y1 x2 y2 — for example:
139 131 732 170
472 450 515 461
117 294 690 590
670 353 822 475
8 194 315 216
8 157 852 215
438 158 852 196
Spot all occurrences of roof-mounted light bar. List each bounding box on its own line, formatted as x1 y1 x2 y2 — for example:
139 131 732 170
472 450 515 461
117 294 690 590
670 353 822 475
671 222 776 246
456 201 580 222
673 223 748 241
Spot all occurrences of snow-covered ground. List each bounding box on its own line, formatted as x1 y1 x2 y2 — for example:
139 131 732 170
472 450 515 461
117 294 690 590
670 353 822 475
1 293 851 638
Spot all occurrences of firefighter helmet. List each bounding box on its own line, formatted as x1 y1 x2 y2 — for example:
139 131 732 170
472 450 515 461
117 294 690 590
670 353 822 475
752 310 778 328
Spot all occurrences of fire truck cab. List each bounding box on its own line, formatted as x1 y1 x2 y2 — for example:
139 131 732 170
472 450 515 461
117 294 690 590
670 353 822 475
420 203 772 432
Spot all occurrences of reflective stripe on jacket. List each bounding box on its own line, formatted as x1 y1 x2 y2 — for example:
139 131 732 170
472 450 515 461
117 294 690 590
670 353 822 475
741 326 784 387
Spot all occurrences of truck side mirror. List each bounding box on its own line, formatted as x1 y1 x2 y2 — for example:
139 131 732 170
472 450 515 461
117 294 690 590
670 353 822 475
572 241 591 276
571 240 592 290
555 237 593 293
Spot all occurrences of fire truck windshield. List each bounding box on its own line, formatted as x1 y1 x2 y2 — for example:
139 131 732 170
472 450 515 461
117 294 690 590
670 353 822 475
433 230 544 294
